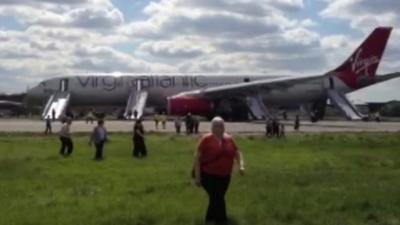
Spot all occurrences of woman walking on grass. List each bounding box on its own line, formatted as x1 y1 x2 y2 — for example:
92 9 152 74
193 116 245 225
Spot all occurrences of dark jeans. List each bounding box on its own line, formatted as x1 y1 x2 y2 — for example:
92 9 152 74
59 137 73 156
95 141 105 160
175 126 181 134
186 124 193 134
133 137 147 157
201 172 231 224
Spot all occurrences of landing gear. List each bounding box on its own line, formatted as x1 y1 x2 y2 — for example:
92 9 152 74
211 98 250 121
309 98 327 122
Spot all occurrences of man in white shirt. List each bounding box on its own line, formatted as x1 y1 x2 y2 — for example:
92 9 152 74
59 117 73 156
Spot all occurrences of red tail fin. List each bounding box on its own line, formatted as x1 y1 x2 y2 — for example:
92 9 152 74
334 27 392 89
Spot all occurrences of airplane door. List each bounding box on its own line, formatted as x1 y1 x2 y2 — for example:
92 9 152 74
137 79 141 91
59 79 69 92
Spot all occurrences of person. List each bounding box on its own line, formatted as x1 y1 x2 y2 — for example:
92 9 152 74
193 115 200 134
45 115 52 135
265 120 269 136
154 113 160 130
52 108 56 121
185 113 193 134
279 123 285 138
86 109 94 124
265 119 272 137
294 114 300 131
89 119 108 160
174 116 182 134
59 117 73 156
133 118 147 158
282 110 288 120
193 117 245 225
117 109 125 120
160 112 167 129
127 110 132 120
375 111 381 122
310 111 317 122
65 110 74 119
272 119 280 137
133 110 138 120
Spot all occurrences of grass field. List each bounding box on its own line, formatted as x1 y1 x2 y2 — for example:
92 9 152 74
1 133 400 225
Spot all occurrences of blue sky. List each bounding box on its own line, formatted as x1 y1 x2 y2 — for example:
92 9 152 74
0 0 399 102
111 0 149 21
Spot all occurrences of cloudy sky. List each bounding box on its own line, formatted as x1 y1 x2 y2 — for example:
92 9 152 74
0 0 399 102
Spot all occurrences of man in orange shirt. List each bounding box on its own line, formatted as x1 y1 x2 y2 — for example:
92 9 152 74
193 117 245 224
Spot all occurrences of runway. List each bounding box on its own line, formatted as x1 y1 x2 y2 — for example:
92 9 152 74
0 119 399 134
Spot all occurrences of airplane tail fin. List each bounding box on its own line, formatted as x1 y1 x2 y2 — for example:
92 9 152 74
333 27 392 89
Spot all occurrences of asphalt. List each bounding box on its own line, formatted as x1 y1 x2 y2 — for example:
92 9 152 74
0 119 399 134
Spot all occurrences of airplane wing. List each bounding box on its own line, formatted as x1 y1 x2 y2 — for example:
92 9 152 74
170 75 321 99
170 71 400 99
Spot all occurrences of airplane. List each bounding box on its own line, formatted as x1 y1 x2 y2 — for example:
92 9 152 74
26 27 400 121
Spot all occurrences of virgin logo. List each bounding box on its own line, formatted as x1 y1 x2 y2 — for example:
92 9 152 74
350 48 379 76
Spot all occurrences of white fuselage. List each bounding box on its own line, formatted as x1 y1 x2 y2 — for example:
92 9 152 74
28 74 352 108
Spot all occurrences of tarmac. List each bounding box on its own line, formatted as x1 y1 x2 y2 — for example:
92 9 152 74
0 119 399 134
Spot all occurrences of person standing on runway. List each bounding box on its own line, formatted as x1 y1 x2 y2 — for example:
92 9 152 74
44 115 52 135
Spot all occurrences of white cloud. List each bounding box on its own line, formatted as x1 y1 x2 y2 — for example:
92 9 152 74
300 18 317 27
321 0 399 31
0 0 122 29
121 0 308 40
66 7 124 29
267 0 305 11
321 35 349 50
137 36 215 61
119 0 324 75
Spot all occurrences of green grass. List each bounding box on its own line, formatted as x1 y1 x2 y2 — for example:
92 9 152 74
1 133 400 225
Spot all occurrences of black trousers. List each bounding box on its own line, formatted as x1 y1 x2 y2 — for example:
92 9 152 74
133 137 147 157
186 124 193 134
175 126 181 134
95 141 105 160
59 137 73 156
201 172 231 224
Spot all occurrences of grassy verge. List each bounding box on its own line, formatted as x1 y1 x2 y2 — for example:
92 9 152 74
0 133 400 225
